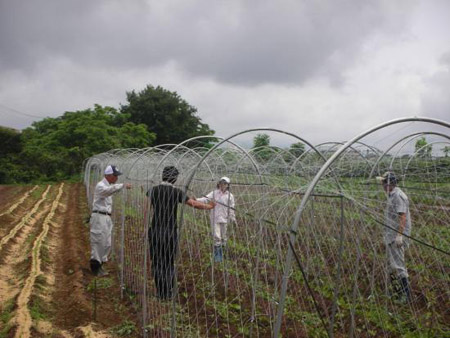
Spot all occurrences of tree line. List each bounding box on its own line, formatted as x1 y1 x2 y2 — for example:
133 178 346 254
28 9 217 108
0 85 214 183
7 84 444 184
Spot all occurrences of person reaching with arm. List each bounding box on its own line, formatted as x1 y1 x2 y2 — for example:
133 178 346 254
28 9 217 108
90 165 131 276
145 166 215 300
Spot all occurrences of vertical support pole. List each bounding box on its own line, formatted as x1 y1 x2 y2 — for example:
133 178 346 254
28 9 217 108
142 201 149 338
120 189 126 299
250 185 267 333
272 226 281 320
273 235 295 338
93 278 97 321
171 268 177 338
250 218 263 329
328 195 345 337
384 239 389 299
349 207 363 338
142 169 149 338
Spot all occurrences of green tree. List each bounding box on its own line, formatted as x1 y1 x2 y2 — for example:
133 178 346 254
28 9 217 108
442 146 450 157
17 105 155 182
252 133 273 162
253 133 270 148
120 85 214 146
415 137 432 158
0 126 23 183
0 126 21 157
289 142 305 158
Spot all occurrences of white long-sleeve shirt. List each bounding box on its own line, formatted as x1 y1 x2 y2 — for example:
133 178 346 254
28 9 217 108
197 189 236 224
92 178 124 214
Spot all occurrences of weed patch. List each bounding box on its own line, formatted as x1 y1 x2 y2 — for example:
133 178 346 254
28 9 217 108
110 320 137 336
87 277 114 291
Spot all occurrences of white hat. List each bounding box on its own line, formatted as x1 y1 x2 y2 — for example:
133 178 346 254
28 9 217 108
104 165 122 176
219 176 231 184
376 171 397 184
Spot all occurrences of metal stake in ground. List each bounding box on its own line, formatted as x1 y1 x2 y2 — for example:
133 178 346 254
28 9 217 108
93 277 97 321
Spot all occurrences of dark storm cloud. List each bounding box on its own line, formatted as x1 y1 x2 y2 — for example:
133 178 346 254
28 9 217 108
181 1 412 85
0 0 414 86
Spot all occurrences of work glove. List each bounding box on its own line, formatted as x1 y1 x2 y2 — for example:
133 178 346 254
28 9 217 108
395 234 403 247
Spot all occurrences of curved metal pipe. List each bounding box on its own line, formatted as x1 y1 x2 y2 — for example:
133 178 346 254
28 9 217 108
273 116 450 337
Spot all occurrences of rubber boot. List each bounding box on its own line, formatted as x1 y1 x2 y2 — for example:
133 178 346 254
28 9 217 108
98 263 109 277
214 246 223 262
90 259 101 276
400 277 411 303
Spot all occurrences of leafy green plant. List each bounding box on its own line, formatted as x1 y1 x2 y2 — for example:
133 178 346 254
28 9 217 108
29 296 47 321
0 298 15 337
87 277 114 291
110 320 136 336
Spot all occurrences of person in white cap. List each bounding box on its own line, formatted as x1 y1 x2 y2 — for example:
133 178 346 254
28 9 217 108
377 171 411 302
197 176 236 262
90 165 131 276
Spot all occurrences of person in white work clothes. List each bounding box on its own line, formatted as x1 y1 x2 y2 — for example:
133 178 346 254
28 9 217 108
197 177 236 262
377 171 412 302
90 165 131 276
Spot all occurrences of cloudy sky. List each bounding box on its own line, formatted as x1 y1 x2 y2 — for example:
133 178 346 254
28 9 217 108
0 0 449 145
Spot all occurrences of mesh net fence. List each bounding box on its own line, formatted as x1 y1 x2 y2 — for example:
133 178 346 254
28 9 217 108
84 120 450 337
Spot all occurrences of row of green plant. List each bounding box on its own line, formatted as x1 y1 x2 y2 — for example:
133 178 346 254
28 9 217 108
113 172 449 336
177 194 449 336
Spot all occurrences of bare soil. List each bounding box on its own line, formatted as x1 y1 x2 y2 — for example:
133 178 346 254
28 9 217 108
0 183 139 338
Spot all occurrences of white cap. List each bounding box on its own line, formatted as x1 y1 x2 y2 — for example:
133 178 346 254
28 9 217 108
104 165 122 176
219 176 230 184
376 171 397 184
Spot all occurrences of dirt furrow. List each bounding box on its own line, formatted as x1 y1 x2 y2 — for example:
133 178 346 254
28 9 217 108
0 185 51 252
47 183 138 337
49 183 93 330
1 183 139 337
0 185 39 217
0 205 54 325
14 183 65 338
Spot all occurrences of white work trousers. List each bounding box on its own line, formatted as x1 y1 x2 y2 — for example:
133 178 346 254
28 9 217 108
387 242 408 279
213 222 227 247
90 214 113 263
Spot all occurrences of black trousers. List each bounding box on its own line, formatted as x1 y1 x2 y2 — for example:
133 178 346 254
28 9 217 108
149 235 177 299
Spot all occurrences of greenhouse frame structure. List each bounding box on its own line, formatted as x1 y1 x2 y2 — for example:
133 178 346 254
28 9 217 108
84 117 450 337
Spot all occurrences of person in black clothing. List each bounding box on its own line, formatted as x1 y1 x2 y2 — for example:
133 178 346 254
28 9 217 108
146 166 214 300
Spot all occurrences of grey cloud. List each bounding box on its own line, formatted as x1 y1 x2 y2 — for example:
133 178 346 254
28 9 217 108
0 0 416 86
420 50 450 122
438 51 450 66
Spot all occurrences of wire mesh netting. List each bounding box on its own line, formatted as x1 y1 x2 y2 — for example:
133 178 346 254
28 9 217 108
84 119 450 337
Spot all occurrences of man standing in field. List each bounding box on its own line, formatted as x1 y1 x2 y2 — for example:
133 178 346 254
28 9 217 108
145 166 215 300
90 165 131 276
377 171 412 302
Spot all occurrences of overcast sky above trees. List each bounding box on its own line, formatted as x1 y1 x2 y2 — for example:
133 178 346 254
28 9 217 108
0 0 449 145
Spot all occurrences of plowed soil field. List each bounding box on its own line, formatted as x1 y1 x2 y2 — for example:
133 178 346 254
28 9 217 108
0 183 139 338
